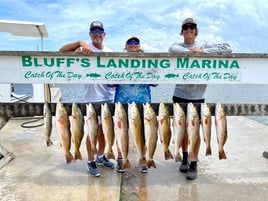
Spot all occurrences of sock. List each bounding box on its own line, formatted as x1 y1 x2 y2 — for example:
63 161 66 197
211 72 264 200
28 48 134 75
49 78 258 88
182 152 188 163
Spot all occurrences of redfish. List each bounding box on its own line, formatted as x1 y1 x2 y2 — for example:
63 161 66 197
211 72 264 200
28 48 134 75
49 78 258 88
56 102 74 163
215 103 228 160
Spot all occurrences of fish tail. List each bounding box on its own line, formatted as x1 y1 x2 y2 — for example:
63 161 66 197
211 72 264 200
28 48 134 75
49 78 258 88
65 152 75 163
138 157 147 166
46 139 53 146
74 150 82 160
91 147 97 155
147 159 156 168
175 153 182 162
219 149 227 160
122 159 132 170
106 148 115 159
206 146 212 156
164 149 174 160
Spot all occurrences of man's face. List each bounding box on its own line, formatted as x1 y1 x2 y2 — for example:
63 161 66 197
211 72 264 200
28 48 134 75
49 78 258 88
89 28 105 44
181 23 197 39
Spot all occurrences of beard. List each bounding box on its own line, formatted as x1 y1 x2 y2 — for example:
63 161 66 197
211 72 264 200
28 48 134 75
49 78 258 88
92 38 103 44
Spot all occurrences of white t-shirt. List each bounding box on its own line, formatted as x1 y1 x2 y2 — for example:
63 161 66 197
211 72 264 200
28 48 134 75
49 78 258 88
83 43 114 103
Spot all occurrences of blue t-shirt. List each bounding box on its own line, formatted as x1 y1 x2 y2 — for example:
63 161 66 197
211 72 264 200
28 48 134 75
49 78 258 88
114 84 154 103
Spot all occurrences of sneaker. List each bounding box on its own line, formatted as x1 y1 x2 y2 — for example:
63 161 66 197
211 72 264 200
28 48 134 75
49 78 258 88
139 165 148 173
263 151 268 159
116 158 125 173
87 161 100 177
186 162 197 180
179 161 188 173
96 155 114 169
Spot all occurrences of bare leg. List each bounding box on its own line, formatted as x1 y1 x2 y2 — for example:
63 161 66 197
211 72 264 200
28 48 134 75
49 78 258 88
86 135 94 161
179 130 189 173
97 124 105 155
181 131 188 152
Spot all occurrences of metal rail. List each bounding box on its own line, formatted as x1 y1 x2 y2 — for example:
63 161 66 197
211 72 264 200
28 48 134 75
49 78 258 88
1 103 268 117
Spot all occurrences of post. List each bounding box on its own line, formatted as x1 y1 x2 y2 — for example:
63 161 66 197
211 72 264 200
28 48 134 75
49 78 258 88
0 84 11 102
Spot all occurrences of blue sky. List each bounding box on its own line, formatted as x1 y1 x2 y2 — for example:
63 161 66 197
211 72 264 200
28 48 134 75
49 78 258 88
0 0 267 53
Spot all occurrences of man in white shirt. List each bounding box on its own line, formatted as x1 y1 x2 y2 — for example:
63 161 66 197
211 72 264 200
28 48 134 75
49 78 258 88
59 21 114 177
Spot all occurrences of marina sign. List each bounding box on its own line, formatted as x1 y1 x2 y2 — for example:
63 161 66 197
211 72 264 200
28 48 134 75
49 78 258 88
0 51 267 84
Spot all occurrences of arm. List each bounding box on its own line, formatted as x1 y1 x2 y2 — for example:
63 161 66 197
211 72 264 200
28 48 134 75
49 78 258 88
59 40 93 53
201 42 232 53
168 43 190 53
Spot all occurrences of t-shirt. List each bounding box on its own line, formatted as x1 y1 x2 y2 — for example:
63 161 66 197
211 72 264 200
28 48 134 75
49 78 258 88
114 84 154 103
169 41 232 100
83 43 114 103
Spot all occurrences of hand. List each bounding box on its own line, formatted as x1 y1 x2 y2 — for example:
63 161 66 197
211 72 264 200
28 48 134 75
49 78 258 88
79 41 93 54
188 48 204 53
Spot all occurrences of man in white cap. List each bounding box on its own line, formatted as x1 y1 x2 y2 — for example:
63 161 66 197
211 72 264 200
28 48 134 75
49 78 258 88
59 20 114 177
169 17 232 180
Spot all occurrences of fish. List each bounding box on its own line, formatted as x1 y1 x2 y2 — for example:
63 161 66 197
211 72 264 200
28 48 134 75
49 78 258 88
164 73 179 78
56 101 74 163
215 103 228 160
173 103 186 162
143 102 158 168
86 103 99 155
201 103 212 156
101 103 115 159
128 102 147 167
43 101 53 146
71 103 84 160
113 102 131 169
158 102 173 160
186 103 200 161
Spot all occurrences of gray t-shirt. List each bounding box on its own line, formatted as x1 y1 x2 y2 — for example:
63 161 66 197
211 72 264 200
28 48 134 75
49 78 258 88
169 41 232 100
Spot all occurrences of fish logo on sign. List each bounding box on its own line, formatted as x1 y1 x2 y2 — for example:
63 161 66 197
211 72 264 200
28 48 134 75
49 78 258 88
86 73 101 78
165 73 179 78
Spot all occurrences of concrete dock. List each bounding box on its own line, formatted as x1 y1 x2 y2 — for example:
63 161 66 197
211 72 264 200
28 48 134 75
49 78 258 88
1 116 268 201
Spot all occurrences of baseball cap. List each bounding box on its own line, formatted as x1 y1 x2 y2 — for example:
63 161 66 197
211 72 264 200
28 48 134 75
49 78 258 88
126 36 140 43
90 21 104 30
182 18 197 26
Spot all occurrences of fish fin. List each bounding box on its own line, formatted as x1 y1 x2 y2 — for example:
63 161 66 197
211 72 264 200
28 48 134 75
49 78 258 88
91 147 97 155
74 150 82 160
206 146 212 156
138 158 147 166
147 159 156 168
175 153 182 162
65 152 75 163
122 159 132 169
219 150 227 160
164 149 174 160
106 149 115 159
46 139 53 146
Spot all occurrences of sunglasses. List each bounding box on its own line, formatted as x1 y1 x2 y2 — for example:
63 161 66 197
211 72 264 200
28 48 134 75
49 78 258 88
90 29 104 34
127 40 140 45
182 24 197 31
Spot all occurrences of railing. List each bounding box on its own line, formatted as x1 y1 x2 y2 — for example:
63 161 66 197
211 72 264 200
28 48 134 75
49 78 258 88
1 103 268 117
